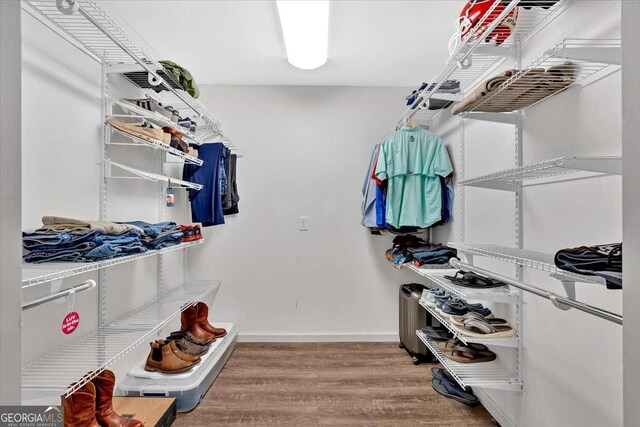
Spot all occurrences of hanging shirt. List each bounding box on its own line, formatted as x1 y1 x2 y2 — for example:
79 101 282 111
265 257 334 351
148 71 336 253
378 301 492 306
375 126 453 228
361 145 380 228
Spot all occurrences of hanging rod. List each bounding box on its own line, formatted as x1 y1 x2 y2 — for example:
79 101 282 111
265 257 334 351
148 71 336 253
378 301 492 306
449 259 622 325
22 280 97 310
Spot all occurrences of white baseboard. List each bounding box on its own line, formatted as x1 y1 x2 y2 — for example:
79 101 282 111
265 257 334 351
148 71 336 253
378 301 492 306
474 389 517 427
238 332 398 343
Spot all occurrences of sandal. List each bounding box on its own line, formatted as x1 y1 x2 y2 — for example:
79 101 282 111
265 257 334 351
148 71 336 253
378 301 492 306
452 318 516 338
438 339 489 352
444 270 506 289
438 342 497 363
432 378 479 405
450 312 509 327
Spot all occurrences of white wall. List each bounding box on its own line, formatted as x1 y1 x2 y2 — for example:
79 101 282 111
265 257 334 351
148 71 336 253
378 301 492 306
191 85 419 341
432 2 622 426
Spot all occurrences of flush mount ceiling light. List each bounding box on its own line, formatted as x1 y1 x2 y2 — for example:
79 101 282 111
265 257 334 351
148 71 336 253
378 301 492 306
276 0 329 70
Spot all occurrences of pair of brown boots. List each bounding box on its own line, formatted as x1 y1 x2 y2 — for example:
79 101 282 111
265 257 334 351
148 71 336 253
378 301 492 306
61 370 143 427
180 301 226 342
144 339 200 374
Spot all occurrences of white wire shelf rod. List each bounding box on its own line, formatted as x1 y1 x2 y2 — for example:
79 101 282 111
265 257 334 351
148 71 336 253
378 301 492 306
416 331 521 392
448 243 607 285
418 300 518 348
450 259 622 325
22 240 204 288
105 159 203 190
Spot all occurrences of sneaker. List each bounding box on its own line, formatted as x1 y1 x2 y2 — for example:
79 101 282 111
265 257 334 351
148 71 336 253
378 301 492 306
179 225 197 242
192 224 202 240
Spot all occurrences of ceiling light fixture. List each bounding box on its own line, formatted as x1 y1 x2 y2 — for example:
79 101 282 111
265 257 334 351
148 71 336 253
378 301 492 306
276 0 329 70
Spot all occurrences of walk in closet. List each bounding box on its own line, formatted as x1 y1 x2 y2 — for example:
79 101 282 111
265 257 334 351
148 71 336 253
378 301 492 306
1 1 637 426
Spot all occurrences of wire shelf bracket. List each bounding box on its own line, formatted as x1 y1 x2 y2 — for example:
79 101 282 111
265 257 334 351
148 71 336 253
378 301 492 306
459 156 622 191
416 331 521 392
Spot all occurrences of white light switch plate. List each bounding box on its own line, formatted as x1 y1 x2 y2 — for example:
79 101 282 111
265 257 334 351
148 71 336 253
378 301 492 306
299 216 309 231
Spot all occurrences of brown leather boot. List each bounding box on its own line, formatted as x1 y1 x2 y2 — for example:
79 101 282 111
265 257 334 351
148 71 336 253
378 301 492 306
92 370 144 427
145 341 194 374
166 333 210 356
61 382 100 427
155 339 201 364
180 305 216 341
195 302 227 338
168 330 214 346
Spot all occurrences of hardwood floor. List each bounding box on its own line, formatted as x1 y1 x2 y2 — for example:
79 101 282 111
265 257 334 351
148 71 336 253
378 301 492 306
175 342 496 427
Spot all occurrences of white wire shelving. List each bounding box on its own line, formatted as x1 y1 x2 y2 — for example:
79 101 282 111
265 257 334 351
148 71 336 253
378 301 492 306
459 39 621 117
21 280 221 400
406 265 518 304
458 156 622 191
22 239 204 289
448 243 607 285
110 99 203 144
416 330 521 391
21 0 240 154
106 159 203 191
107 125 203 166
419 299 518 348
400 0 568 125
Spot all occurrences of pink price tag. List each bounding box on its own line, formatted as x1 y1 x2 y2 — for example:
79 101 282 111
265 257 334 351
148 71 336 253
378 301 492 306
61 311 80 335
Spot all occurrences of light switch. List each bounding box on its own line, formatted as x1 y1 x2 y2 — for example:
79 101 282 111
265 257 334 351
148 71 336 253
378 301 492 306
299 216 309 231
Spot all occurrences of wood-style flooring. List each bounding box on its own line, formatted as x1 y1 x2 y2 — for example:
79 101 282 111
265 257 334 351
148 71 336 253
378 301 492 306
175 342 496 427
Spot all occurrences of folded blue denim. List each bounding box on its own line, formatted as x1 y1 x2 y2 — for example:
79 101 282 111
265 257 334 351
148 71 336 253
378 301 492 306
23 230 100 250
24 248 91 263
86 242 147 259
145 230 183 249
121 221 178 238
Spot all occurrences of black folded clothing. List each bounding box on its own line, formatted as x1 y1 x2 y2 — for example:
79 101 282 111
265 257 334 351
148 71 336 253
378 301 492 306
392 235 427 250
554 243 622 289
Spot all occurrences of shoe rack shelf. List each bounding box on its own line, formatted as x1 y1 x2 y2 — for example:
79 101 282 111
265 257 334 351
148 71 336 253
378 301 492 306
416 330 521 392
110 99 203 144
418 299 519 348
398 0 568 125
405 265 518 304
458 156 622 191
461 39 621 118
22 240 204 289
105 159 203 191
22 280 220 402
107 125 203 166
448 243 607 285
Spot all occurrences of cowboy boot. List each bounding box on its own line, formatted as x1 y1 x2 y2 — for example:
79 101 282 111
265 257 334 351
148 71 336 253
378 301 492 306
155 339 201 364
61 382 100 427
180 305 216 341
93 370 144 427
196 302 227 338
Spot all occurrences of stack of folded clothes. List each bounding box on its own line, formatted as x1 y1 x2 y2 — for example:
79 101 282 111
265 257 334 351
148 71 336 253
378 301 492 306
22 217 193 263
406 80 461 108
107 117 194 156
385 235 458 267
452 62 575 115
554 243 622 289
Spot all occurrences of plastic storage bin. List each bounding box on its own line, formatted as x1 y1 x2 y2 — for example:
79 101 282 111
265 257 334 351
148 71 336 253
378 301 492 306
117 323 237 412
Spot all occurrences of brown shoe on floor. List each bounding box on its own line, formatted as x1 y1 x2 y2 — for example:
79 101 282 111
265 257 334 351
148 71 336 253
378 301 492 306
166 334 210 357
61 382 100 427
93 370 144 427
181 305 216 341
156 339 201 364
145 341 194 374
196 301 227 338
168 330 214 346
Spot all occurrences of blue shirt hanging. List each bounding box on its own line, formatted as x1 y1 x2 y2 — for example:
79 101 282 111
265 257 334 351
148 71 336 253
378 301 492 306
183 143 227 227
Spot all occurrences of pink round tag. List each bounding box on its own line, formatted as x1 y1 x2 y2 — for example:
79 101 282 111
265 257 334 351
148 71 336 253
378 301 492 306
61 311 80 335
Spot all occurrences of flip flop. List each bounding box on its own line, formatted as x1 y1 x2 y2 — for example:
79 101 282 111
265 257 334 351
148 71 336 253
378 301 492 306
439 343 497 363
438 339 489 352
452 318 516 339
432 378 479 405
431 367 453 382
450 312 509 327
445 270 506 289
